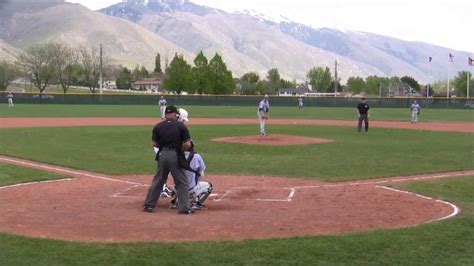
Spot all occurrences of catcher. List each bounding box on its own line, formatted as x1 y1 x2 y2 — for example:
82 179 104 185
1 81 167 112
170 140 213 210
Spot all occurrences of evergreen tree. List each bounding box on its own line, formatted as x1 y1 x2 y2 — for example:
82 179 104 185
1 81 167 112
208 53 234 95
154 53 162 73
116 66 133 90
192 51 210 94
164 53 193 94
266 68 280 93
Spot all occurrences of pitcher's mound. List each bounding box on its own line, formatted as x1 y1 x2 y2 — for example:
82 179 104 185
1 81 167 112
211 134 334 146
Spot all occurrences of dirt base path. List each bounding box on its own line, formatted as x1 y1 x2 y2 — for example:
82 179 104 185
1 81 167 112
1 155 472 243
1 117 473 132
0 117 472 243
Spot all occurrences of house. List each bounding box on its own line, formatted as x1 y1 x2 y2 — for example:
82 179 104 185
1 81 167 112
277 87 305 96
277 82 313 96
131 78 163 92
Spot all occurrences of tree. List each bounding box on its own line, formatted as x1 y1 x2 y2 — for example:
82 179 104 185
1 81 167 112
79 48 102 93
238 72 261 95
208 53 234 95
346 76 366 94
280 78 296 89
116 66 133 90
164 53 193 94
241 72 260 84
400 76 421 92
192 51 210 94
365 76 382 95
16 42 60 94
306 66 332 92
140 66 149 79
0 60 19 91
55 44 78 94
453 71 473 97
154 53 162 73
266 68 280 93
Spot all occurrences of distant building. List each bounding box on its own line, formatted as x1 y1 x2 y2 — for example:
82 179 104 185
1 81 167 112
277 88 305 96
277 82 313 96
131 78 163 92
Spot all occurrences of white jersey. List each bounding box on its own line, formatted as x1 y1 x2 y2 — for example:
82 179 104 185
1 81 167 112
184 151 206 189
410 103 421 113
158 99 167 107
258 99 270 112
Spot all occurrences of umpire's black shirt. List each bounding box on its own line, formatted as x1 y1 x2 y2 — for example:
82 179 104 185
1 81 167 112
357 102 370 115
152 119 191 151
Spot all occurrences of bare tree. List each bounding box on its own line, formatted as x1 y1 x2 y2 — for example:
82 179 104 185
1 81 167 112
79 48 101 93
55 44 78 94
16 43 60 94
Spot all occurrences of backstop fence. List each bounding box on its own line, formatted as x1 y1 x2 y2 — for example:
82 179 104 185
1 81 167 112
1 92 473 109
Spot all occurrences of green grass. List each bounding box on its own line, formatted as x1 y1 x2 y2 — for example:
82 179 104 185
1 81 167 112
0 104 473 265
1 104 473 121
0 163 67 186
0 125 472 181
0 172 472 265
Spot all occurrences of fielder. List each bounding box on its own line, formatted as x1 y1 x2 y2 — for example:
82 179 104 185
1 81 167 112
257 94 270 136
298 96 304 109
158 96 167 119
7 92 14 107
410 100 421 124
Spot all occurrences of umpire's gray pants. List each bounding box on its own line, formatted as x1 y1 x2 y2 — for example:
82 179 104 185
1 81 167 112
144 149 190 212
357 114 369 132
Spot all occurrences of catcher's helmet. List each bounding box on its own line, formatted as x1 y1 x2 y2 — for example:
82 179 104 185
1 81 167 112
178 108 189 122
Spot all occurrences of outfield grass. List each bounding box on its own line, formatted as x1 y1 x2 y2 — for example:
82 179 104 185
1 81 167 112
0 167 472 265
0 103 473 265
0 125 471 180
1 104 473 122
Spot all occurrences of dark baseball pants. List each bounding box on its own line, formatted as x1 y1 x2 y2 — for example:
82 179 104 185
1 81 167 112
144 149 190 212
357 114 369 132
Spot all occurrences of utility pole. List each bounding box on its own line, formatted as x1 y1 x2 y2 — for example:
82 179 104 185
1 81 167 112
334 60 338 97
99 43 103 94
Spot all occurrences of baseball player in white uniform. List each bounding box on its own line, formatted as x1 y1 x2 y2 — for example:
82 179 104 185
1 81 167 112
410 100 421 124
158 96 167 119
257 94 270 136
298 96 304 109
7 92 14 107
170 141 212 210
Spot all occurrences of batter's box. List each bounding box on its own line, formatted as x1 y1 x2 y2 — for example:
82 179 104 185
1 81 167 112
215 187 296 202
109 184 148 198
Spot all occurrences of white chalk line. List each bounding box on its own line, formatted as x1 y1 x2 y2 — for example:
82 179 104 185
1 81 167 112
376 185 460 224
0 178 73 190
0 156 469 225
0 157 145 187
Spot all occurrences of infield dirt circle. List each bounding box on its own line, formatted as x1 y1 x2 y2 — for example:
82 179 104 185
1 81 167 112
0 117 472 243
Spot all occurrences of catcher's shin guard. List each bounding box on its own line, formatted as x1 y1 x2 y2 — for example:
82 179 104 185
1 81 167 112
192 181 213 205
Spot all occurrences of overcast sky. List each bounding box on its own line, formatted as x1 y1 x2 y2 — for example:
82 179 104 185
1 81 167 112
67 0 473 52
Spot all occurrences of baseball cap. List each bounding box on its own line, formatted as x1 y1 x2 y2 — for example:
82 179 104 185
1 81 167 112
165 105 178 114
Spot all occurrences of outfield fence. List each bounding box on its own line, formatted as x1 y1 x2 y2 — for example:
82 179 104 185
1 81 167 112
1 92 473 109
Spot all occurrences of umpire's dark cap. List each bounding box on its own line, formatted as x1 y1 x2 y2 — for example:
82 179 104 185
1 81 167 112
165 105 178 114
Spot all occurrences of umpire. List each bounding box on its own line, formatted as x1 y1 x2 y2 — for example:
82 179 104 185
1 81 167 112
143 105 194 214
357 97 370 132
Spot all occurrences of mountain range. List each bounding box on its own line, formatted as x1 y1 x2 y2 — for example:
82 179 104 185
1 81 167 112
0 0 471 84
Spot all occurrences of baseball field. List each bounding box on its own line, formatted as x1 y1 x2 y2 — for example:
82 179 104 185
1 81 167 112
0 104 473 265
